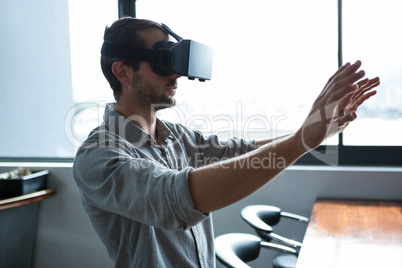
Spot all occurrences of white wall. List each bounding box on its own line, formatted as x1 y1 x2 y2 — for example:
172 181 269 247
1 163 401 268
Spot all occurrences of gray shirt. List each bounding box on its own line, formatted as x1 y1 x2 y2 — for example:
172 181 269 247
73 103 256 268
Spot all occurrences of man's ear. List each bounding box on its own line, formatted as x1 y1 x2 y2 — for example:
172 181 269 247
111 62 131 86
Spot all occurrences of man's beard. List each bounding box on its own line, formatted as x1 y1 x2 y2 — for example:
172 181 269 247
131 73 177 111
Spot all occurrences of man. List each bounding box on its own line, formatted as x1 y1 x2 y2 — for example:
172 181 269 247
73 17 380 267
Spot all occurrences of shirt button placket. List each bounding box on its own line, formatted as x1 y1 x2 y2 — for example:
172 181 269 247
163 148 174 169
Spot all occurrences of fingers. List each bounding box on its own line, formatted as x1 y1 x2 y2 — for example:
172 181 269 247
323 61 366 103
321 61 354 94
336 75 380 119
326 62 352 84
338 70 366 92
329 81 362 104
356 90 377 106
355 78 370 90
328 60 361 84
354 77 380 100
338 60 362 79
349 77 380 107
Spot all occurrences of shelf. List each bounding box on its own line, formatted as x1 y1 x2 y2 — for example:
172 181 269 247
0 189 56 211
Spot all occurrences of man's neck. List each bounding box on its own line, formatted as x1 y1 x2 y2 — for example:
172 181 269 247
115 101 158 140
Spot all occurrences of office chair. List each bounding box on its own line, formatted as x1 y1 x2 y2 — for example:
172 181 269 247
240 205 309 248
214 233 298 268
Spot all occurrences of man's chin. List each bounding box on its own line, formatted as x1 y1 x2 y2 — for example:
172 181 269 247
151 99 176 111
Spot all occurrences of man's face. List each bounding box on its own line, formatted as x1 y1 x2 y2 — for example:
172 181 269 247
130 27 181 111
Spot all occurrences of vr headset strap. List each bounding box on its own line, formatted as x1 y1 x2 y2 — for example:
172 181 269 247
101 42 159 62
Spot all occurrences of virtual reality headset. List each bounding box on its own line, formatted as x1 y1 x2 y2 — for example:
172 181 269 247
101 23 213 82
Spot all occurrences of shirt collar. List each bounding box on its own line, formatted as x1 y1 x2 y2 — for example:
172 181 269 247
103 103 173 146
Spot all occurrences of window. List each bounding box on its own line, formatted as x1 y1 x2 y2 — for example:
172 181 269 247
137 0 338 143
0 0 75 158
135 0 401 166
0 0 117 159
1 0 400 165
342 0 402 146
335 0 402 166
67 0 117 151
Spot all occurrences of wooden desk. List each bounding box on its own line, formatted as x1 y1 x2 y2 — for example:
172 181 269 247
296 199 402 268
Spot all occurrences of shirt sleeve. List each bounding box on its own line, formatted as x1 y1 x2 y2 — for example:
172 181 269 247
73 136 208 231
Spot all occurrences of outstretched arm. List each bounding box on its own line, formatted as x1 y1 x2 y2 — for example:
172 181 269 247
188 60 380 214
255 134 291 148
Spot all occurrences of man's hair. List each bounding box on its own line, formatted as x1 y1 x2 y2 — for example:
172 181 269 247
101 17 163 101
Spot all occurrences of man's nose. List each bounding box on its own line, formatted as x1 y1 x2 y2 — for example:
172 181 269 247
169 72 181 79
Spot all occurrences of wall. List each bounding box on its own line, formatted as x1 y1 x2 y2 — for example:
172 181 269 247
0 164 113 268
1 163 401 268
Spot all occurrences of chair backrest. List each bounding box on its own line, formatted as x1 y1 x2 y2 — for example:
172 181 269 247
258 206 283 225
215 233 298 268
241 205 280 233
214 233 261 268
241 205 308 247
